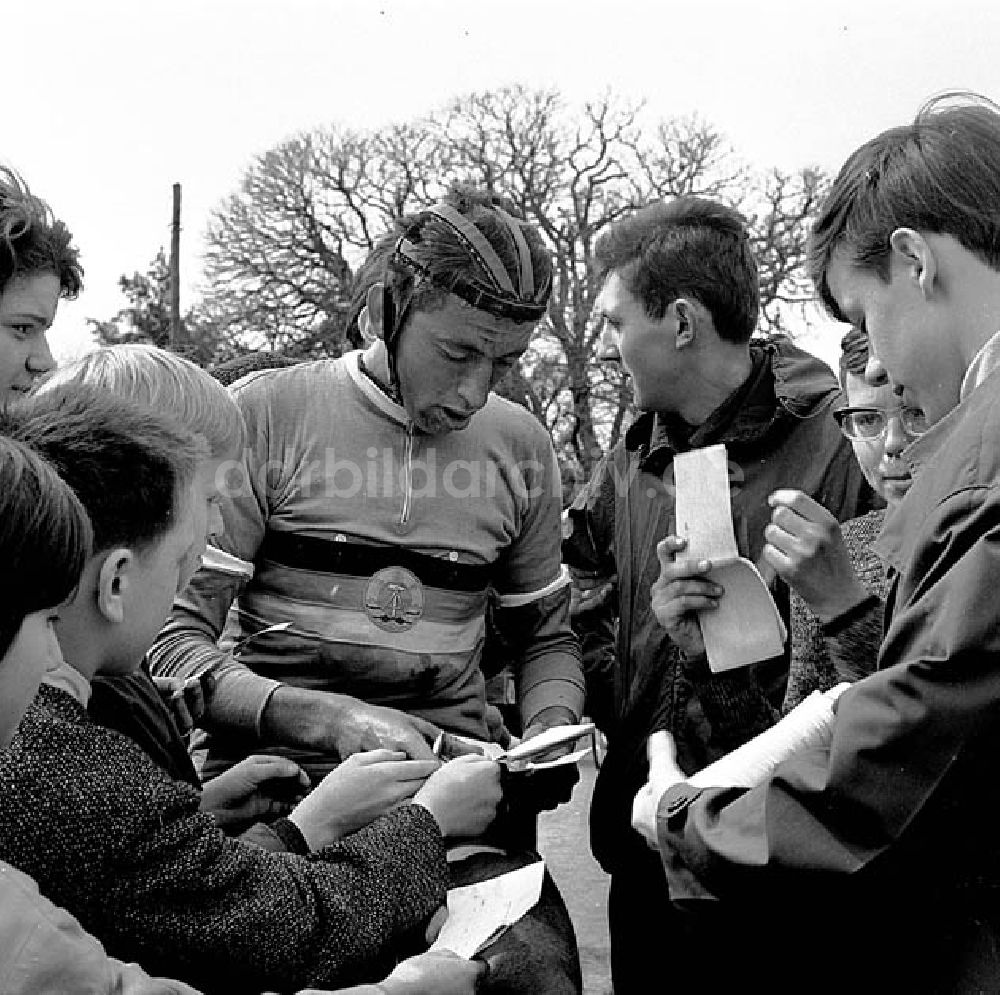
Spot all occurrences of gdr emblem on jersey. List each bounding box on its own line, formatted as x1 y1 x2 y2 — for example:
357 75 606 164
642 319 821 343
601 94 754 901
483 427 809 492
364 566 424 632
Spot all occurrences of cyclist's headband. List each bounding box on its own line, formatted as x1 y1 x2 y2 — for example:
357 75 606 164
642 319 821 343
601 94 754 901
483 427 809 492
389 203 549 325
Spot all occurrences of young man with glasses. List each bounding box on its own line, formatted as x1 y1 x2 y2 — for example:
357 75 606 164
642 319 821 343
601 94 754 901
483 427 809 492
775 327 923 710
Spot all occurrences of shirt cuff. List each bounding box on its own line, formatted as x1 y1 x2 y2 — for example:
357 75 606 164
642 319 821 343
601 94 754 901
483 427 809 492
496 566 571 608
821 593 881 636
210 671 283 736
657 782 703 825
519 663 586 727
269 817 310 854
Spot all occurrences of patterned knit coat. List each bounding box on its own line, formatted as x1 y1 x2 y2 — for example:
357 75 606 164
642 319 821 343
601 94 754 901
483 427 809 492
0 684 448 995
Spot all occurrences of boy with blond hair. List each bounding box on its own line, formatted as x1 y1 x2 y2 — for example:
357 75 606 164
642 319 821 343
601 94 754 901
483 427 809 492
42 344 314 830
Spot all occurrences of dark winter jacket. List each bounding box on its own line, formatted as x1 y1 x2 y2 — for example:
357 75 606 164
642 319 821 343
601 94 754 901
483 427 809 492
562 335 872 873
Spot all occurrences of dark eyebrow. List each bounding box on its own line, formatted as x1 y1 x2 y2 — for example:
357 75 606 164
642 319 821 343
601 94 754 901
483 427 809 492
440 340 480 355
1 310 49 324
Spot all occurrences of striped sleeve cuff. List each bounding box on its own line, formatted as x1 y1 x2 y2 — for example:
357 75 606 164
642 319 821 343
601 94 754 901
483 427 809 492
496 566 571 608
519 655 587 725
209 667 283 736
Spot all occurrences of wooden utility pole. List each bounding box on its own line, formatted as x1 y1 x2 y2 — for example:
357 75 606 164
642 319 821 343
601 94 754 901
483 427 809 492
169 182 182 346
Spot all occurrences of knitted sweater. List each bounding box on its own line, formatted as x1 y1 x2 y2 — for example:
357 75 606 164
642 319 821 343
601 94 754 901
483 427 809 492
782 508 888 710
0 684 448 995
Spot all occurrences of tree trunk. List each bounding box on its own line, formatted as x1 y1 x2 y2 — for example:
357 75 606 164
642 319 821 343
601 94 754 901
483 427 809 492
566 353 602 475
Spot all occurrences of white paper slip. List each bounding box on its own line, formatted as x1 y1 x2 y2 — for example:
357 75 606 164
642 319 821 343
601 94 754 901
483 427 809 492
673 443 787 672
429 860 546 958
200 544 255 579
688 683 850 789
502 722 596 764
433 723 596 771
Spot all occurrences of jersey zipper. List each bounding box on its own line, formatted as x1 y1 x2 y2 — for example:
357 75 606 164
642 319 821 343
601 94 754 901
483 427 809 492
398 419 416 530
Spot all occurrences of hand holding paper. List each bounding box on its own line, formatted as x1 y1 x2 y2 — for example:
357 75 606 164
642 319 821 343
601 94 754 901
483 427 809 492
631 686 849 848
412 755 503 839
648 729 685 791
365 950 487 994
650 535 717 657
521 705 582 762
433 722 596 772
672 444 787 671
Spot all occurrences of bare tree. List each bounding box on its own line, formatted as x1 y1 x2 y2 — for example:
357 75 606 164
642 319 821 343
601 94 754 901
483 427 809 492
197 86 828 473
749 166 830 334
90 247 230 367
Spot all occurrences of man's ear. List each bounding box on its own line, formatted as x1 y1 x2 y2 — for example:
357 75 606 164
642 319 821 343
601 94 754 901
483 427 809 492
671 298 697 349
96 548 135 624
889 228 937 297
364 282 387 342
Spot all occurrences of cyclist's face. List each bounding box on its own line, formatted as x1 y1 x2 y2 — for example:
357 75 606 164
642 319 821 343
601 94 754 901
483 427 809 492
394 297 532 435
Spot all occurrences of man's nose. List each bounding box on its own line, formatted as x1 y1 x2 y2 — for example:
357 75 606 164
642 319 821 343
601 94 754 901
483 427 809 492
883 413 910 456
27 332 55 375
598 325 621 363
458 362 492 411
864 353 887 387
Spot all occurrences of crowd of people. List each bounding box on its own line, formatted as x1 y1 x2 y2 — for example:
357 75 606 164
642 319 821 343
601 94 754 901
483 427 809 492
2 90 1000 994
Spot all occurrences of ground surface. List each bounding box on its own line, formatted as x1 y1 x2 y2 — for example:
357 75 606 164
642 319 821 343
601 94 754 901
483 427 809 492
537 753 613 995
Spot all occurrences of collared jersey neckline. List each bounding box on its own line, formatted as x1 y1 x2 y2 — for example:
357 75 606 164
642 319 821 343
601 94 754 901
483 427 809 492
41 657 91 707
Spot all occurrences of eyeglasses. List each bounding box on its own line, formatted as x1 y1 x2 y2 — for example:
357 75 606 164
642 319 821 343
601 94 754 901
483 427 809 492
833 405 929 441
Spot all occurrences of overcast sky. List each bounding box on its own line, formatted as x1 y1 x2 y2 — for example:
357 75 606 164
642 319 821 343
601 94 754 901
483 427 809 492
7 0 1000 370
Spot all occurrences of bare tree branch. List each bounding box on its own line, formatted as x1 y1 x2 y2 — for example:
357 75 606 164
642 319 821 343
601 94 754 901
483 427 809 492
192 87 828 473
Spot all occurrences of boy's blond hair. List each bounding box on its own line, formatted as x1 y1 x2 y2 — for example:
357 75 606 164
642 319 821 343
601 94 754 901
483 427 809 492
41 344 246 458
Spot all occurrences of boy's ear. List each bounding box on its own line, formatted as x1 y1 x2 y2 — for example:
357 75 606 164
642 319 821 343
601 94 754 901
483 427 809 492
364 282 387 342
671 298 697 349
96 548 135 625
889 228 937 296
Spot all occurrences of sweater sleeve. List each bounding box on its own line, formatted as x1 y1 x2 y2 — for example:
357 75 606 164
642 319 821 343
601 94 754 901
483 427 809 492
675 653 780 750
493 424 585 726
0 698 448 994
148 375 284 736
822 596 884 683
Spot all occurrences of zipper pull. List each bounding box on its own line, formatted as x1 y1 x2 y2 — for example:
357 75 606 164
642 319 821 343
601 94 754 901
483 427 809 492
396 420 416 535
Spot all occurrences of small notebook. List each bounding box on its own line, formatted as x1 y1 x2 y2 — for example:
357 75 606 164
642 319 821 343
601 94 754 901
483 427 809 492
673 444 787 671
688 683 849 789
